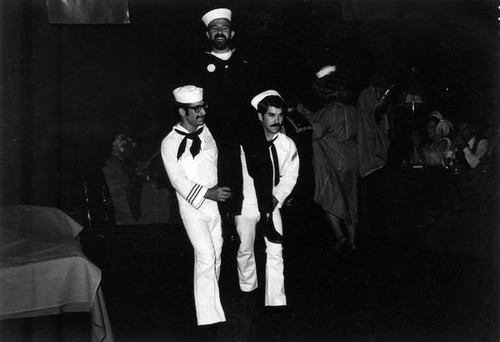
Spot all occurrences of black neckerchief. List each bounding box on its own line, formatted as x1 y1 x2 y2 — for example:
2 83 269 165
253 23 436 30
174 127 204 160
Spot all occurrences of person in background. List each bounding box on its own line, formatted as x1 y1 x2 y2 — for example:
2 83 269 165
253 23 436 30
453 118 489 169
356 72 393 234
357 72 391 135
109 134 149 221
411 110 454 166
304 64 361 252
182 8 281 243
235 90 299 307
161 85 228 338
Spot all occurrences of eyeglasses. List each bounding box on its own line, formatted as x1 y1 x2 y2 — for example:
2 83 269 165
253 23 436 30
186 103 208 113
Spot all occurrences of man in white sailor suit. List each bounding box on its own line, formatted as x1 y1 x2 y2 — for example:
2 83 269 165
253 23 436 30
235 90 299 307
161 85 231 328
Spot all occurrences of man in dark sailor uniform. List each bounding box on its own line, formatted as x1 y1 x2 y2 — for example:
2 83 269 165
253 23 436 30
183 8 282 243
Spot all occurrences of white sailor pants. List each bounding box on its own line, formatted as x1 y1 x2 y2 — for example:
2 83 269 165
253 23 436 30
235 206 287 306
182 215 226 325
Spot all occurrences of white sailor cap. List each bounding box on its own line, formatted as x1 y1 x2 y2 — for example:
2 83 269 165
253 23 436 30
316 65 337 79
251 90 282 110
173 85 203 104
202 8 232 27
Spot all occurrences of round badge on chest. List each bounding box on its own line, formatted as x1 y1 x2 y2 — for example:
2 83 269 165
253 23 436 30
205 135 213 143
207 64 216 72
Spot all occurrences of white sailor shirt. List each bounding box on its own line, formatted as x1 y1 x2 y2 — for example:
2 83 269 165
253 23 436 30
161 124 219 219
241 132 300 209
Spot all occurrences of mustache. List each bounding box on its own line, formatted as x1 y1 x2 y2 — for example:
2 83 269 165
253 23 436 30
214 34 226 40
271 123 281 127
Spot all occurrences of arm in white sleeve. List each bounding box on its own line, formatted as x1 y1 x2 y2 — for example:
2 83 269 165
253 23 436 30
273 140 300 208
161 138 208 209
463 139 489 168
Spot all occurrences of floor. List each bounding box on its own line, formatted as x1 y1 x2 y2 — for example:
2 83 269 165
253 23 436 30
76 200 499 342
1 166 499 342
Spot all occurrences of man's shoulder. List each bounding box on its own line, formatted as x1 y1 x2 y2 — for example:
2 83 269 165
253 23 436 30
277 132 297 148
228 49 251 62
201 124 214 137
162 126 180 144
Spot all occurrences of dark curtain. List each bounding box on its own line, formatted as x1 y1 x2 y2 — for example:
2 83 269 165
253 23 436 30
0 0 61 207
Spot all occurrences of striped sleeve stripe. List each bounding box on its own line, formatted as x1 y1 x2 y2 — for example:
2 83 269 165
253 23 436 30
291 150 298 161
187 184 202 205
186 185 197 203
190 185 203 205
186 184 201 204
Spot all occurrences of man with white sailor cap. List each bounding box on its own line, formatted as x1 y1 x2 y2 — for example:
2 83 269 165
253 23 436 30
235 89 299 307
161 85 229 333
182 7 279 245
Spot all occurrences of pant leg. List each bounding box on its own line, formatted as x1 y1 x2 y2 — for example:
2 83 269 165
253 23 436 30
264 209 287 306
209 216 223 282
183 215 226 325
235 208 260 292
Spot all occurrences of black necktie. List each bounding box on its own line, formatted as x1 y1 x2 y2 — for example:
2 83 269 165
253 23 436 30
175 127 204 160
268 136 280 186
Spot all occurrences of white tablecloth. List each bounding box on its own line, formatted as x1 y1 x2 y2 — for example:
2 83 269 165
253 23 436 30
0 205 114 342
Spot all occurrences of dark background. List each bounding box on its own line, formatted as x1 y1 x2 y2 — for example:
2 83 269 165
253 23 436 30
1 0 498 215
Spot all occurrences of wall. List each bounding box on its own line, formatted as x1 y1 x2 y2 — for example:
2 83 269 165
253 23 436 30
0 0 497 213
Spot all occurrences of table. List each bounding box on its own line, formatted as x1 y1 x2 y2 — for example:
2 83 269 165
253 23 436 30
0 205 114 342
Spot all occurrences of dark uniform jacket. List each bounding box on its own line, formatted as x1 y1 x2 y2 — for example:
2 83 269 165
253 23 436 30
182 50 273 213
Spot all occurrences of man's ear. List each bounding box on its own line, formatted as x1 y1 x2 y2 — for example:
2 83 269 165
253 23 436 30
178 108 186 117
257 112 263 122
230 31 235 39
205 31 210 40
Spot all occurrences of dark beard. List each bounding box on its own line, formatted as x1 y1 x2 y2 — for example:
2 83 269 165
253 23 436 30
212 35 230 51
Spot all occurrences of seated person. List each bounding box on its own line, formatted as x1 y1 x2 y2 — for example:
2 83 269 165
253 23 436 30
109 134 150 220
104 134 173 224
453 118 489 169
411 111 454 166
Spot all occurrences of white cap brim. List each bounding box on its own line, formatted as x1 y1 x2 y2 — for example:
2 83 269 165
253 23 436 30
202 8 232 27
251 90 282 110
316 65 337 79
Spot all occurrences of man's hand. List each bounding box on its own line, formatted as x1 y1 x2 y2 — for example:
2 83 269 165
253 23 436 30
205 186 232 202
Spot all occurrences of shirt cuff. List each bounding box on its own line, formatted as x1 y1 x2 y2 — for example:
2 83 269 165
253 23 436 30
188 184 208 210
